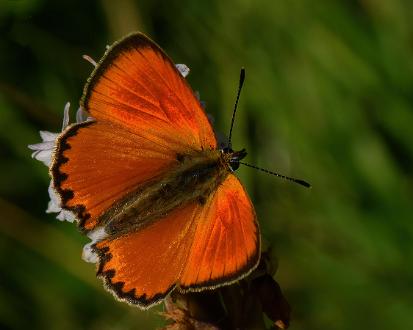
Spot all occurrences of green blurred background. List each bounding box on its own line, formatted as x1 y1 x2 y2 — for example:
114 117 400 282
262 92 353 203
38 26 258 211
1 0 413 329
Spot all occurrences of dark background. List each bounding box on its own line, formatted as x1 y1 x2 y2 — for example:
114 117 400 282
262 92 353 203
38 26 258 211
1 0 413 329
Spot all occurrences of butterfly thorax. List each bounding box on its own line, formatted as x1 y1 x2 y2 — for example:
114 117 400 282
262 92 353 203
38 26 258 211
99 149 239 237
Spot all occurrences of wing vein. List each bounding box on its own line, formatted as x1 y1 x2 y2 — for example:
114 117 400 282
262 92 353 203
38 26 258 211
133 49 196 124
232 197 248 266
91 90 171 125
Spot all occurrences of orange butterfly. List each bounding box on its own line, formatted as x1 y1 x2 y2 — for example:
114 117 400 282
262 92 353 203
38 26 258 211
47 32 308 308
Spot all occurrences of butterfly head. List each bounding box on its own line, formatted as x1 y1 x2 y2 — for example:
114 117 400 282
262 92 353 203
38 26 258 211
222 147 247 171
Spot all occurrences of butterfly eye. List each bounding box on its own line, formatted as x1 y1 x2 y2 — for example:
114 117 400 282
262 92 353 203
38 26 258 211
229 159 240 171
227 148 247 171
221 147 233 154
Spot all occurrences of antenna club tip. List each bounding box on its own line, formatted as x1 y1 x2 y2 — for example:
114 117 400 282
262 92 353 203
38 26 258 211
295 179 312 188
240 68 245 81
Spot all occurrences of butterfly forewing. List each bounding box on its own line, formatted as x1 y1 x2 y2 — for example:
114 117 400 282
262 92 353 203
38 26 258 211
82 32 217 151
51 120 177 231
52 33 216 233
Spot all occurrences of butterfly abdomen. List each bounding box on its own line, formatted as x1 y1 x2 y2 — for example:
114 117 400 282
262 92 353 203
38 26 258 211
102 149 229 237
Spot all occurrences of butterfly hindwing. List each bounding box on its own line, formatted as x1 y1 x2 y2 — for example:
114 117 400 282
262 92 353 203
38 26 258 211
92 174 259 307
93 202 201 307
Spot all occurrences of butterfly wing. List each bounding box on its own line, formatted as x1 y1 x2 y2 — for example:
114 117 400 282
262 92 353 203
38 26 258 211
93 174 259 307
94 202 201 307
180 174 260 290
52 120 179 231
51 32 216 232
82 32 216 150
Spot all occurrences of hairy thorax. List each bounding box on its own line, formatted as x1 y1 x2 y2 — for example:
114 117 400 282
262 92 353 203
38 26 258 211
99 149 231 237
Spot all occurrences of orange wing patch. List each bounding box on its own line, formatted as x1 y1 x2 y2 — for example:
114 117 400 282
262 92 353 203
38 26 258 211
51 120 177 232
180 174 260 291
93 202 201 307
51 32 218 232
91 174 259 307
82 32 217 151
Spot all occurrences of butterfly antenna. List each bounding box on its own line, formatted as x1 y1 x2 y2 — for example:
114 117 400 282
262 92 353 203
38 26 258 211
227 68 246 149
239 162 311 188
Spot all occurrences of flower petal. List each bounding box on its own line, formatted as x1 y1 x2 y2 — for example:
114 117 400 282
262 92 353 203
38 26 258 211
31 149 54 167
82 227 108 263
176 64 190 78
39 131 58 142
82 243 98 263
62 102 71 130
76 107 90 123
46 183 62 213
56 209 76 222
28 141 55 151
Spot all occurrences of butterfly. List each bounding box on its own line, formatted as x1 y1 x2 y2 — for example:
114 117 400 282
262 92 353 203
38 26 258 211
49 32 308 308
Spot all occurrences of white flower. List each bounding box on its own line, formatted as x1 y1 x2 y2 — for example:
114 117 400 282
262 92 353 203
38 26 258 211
28 102 91 222
82 227 109 263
